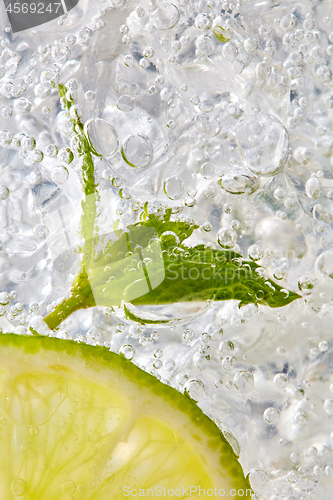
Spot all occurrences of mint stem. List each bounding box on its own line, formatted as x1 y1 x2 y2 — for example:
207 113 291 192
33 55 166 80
57 84 100 267
44 266 96 330
44 85 100 331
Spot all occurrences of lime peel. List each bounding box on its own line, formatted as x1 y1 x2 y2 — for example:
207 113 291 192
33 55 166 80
0 334 252 499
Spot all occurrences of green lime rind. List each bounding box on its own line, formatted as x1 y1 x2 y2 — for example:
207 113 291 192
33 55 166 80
0 334 253 498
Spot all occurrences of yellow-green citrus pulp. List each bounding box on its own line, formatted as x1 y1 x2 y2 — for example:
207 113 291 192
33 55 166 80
0 334 252 499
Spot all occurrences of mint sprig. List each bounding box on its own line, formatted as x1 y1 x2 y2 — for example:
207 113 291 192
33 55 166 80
43 87 301 331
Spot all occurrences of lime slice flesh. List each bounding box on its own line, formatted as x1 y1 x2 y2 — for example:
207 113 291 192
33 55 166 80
0 334 252 499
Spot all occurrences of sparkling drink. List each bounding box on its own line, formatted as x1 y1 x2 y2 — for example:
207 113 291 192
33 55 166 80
0 0 333 498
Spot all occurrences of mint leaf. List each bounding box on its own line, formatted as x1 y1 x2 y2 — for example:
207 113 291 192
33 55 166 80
128 242 301 309
138 205 199 243
44 210 301 329
81 212 301 311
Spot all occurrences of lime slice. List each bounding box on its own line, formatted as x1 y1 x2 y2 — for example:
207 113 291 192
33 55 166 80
0 334 252 499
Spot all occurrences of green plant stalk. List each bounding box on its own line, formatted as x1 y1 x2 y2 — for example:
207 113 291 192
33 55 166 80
44 85 100 331
57 84 100 268
44 269 96 330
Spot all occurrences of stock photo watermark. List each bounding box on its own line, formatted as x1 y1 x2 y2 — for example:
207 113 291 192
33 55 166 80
3 0 80 32
123 486 254 498
122 484 333 499
166 263 256 283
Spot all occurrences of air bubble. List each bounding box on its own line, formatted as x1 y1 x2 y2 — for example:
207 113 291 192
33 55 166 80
77 27 92 45
143 46 154 58
298 275 314 292
29 426 39 436
263 407 279 424
313 204 327 221
21 136 36 151
244 38 258 53
40 66 57 88
11 479 27 496
85 91 96 101
85 119 119 157
150 3 180 30
305 177 321 199
45 144 58 157
201 162 215 179
234 371 254 392
203 222 212 232
58 148 74 164
176 372 189 385
34 224 48 239
52 166 69 184
248 469 268 492
140 57 150 68
184 379 205 402
274 373 288 388
294 411 308 427
248 244 263 261
217 227 237 249
0 186 9 200
0 292 10 305
117 95 135 111
196 35 215 56
220 170 259 195
121 134 153 169
293 387 305 400
167 120 176 129
236 113 289 176
219 340 234 353
1 107 12 118
319 341 328 352
195 14 212 31
62 480 76 495
324 399 333 415
13 98 31 115
223 41 238 61
139 336 152 347
184 329 195 341
315 251 333 280
222 356 234 371
69 105 83 119
164 176 184 200
28 316 51 336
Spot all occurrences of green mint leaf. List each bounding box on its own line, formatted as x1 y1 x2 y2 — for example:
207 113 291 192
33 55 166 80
128 243 301 309
86 213 301 311
45 210 301 329
138 207 199 243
